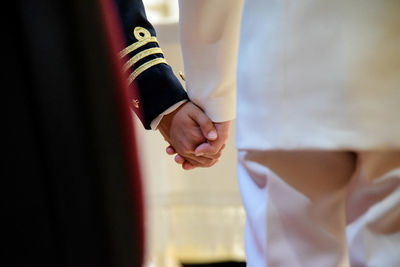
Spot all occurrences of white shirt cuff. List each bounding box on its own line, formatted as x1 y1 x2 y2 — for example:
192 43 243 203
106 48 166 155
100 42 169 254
150 99 188 130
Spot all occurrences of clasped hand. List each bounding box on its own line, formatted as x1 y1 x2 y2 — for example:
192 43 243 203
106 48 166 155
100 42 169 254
158 101 230 170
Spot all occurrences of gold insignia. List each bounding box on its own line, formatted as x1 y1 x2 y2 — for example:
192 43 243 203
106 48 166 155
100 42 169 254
120 27 167 84
119 36 158 58
134 26 151 40
128 58 167 84
123 47 163 71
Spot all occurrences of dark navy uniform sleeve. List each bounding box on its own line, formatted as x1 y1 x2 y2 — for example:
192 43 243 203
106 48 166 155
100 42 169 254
114 0 188 129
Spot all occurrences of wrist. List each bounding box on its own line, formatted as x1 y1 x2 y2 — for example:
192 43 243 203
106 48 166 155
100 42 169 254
158 102 187 137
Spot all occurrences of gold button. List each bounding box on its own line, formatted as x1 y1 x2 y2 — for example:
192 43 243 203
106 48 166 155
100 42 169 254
179 71 185 81
132 99 140 108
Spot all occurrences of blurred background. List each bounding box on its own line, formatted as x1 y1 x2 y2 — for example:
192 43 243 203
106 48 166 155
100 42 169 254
135 1 246 266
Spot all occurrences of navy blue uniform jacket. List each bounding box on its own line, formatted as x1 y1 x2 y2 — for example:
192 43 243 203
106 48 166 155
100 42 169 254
115 0 188 129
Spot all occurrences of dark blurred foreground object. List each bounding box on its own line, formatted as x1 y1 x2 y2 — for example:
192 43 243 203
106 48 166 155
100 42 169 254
6 0 144 266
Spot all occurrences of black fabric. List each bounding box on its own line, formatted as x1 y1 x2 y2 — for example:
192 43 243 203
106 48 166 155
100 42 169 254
115 0 189 129
6 0 142 266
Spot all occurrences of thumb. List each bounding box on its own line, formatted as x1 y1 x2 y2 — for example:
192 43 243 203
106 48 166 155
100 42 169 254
190 107 218 141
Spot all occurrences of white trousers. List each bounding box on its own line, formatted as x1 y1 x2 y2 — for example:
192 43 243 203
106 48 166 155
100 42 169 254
238 150 400 267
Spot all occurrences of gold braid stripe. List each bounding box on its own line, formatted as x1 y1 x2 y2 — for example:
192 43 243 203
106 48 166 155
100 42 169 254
123 47 163 71
119 36 158 58
128 58 167 84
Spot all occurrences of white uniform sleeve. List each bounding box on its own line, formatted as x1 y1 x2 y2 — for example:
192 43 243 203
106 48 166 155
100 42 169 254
179 0 243 122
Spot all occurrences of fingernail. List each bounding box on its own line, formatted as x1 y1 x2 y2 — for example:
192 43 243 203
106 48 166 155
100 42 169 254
195 153 204 157
207 130 217 139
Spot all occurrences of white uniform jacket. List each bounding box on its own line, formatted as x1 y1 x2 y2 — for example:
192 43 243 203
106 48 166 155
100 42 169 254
179 0 400 150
